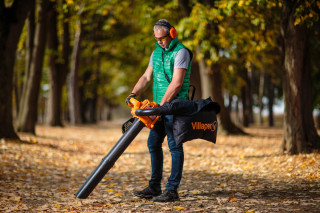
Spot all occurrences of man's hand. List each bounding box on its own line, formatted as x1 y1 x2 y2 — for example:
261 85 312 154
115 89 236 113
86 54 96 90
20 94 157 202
126 93 137 106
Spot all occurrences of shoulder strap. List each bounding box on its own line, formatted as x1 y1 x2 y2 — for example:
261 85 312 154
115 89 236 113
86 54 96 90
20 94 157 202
162 52 172 83
163 70 171 83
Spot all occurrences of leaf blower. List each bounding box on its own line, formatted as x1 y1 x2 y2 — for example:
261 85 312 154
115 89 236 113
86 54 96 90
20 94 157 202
75 98 159 199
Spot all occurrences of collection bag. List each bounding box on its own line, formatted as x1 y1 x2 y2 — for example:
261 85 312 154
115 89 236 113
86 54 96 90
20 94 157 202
171 97 220 145
155 97 220 145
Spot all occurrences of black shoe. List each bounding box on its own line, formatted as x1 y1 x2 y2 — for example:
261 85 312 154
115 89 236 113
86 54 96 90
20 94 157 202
133 186 162 199
152 189 179 202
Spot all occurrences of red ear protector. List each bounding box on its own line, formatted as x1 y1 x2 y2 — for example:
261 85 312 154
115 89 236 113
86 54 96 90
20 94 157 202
155 22 177 39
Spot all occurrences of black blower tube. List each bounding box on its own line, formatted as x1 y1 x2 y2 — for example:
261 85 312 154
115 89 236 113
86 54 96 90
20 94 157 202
75 118 145 199
135 108 161 116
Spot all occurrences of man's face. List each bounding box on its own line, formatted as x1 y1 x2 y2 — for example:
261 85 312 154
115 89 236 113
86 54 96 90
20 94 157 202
154 29 171 49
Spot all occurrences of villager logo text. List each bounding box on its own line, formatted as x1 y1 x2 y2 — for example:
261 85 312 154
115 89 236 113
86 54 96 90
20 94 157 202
191 121 217 132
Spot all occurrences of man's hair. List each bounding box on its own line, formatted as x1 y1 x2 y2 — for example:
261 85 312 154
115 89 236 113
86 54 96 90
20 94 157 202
154 19 171 34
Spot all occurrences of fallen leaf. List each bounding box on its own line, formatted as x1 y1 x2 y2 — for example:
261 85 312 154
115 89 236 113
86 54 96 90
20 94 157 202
229 195 237 202
173 206 184 210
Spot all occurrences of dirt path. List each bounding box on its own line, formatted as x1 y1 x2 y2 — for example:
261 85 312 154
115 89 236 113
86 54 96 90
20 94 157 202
1 122 319 212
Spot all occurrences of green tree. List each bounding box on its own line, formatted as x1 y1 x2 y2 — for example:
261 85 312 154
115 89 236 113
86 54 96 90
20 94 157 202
219 0 282 127
77 0 183 122
178 0 248 134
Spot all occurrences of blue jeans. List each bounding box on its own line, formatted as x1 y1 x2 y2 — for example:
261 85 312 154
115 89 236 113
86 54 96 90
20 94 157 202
147 115 184 191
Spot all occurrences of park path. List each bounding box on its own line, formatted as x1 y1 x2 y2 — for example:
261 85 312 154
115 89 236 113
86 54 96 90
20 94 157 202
0 122 320 212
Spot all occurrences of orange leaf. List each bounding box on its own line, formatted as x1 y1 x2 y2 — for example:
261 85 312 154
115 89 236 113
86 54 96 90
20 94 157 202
229 195 237 202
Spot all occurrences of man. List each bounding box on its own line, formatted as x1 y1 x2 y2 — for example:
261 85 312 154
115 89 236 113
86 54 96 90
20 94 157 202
126 19 192 202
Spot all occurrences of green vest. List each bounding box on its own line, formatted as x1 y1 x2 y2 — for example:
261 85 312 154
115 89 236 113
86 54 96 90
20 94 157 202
152 38 193 104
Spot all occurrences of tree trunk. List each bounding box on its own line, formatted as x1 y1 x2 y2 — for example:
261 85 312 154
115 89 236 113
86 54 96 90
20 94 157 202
241 85 249 127
227 93 232 114
88 54 101 123
13 72 20 116
197 48 244 134
247 70 254 124
46 1 70 126
86 99 96 123
212 64 245 134
258 71 265 125
266 74 275 127
235 97 240 125
16 0 50 134
317 109 320 129
15 2 35 117
0 0 35 139
281 0 320 154
68 19 83 125
197 48 214 99
189 61 202 100
20 2 35 111
240 68 251 127
106 104 113 121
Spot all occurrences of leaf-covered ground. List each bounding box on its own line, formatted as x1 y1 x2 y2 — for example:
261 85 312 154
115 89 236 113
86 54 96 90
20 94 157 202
1 122 320 212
